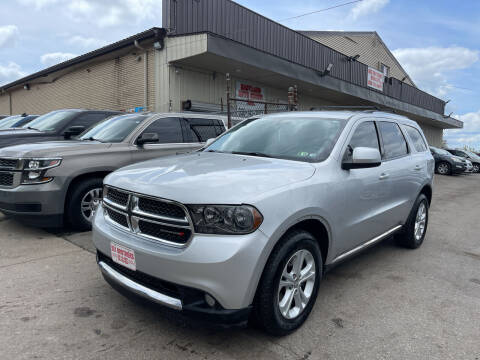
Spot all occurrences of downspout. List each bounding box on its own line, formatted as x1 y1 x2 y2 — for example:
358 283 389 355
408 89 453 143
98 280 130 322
134 40 148 111
9 92 12 115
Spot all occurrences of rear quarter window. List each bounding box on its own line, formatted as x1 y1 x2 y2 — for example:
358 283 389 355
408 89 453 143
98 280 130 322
404 125 428 152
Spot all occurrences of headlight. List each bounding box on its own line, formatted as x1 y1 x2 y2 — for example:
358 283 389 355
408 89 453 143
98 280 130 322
24 158 61 170
187 204 263 234
21 158 62 184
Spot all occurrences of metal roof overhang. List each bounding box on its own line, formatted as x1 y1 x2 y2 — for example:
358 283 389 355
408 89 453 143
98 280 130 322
170 33 462 129
0 28 166 93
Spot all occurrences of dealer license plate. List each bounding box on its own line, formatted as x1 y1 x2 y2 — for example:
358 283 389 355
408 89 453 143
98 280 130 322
110 242 136 271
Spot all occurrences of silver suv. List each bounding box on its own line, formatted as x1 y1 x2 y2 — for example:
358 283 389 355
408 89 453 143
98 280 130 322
0 113 225 230
93 111 434 335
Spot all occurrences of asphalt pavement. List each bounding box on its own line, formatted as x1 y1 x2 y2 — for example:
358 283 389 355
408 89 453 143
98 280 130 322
1 174 479 360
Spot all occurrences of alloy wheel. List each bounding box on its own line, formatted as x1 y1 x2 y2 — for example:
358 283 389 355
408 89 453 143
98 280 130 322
277 249 316 320
473 164 480 173
437 163 449 175
414 202 427 241
80 187 102 223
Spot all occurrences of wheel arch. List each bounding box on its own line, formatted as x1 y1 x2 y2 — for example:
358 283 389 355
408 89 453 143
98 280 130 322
419 183 433 205
248 215 331 309
63 171 111 213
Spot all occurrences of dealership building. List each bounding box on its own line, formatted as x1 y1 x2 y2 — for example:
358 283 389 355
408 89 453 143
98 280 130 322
0 0 462 145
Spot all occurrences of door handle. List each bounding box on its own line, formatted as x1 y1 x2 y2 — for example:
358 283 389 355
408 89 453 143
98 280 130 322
414 165 423 171
379 173 389 180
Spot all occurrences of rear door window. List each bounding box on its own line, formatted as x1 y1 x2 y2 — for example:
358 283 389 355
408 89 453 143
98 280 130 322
404 125 427 152
377 121 409 160
140 117 183 143
183 118 225 142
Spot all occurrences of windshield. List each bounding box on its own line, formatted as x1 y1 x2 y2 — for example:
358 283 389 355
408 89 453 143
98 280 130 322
464 150 480 159
204 115 346 162
79 114 146 143
431 147 450 155
0 115 22 129
22 110 77 132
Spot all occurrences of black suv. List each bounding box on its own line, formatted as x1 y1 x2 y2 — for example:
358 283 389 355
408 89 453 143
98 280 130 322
429 146 466 175
446 149 480 173
0 109 121 149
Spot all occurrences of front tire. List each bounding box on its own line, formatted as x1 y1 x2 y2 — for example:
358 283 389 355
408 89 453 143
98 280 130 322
253 230 322 336
66 178 103 231
473 163 480 173
396 194 429 249
436 162 451 175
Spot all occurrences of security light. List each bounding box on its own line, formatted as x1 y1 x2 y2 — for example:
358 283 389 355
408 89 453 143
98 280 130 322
319 63 334 76
23 84 30 90
348 54 360 61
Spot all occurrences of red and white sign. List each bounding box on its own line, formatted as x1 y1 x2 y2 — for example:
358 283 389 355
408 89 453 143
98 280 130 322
236 82 264 102
111 242 136 271
367 67 385 91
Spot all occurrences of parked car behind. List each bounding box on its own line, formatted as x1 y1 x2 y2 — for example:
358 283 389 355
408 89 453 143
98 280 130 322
0 114 39 130
0 112 225 230
445 149 480 173
93 110 434 335
429 146 466 175
0 109 121 149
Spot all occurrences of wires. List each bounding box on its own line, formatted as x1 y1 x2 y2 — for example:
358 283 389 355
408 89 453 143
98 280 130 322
278 0 363 22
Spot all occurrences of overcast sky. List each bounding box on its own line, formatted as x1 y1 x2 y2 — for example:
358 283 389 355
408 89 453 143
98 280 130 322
0 0 479 148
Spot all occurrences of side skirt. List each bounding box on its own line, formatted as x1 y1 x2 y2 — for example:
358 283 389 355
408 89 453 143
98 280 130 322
324 225 403 272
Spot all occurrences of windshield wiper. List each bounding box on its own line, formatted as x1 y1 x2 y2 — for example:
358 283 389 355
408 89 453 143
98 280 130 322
26 126 39 131
231 151 272 158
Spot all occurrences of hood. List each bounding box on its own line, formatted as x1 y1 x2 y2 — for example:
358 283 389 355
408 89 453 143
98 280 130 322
0 129 45 136
105 152 316 204
0 140 111 158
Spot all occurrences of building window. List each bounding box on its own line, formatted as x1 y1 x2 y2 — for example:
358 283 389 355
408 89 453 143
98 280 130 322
380 63 390 77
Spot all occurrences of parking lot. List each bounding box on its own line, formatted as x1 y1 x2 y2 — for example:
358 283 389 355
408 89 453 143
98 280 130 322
0 174 479 360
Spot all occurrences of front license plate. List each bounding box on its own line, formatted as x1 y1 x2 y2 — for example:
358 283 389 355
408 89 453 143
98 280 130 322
110 242 136 271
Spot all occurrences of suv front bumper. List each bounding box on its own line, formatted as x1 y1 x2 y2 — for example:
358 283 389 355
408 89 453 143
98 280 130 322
0 179 66 226
92 205 270 320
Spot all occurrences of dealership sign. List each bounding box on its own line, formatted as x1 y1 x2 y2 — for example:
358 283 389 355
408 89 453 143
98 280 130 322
367 67 385 91
236 82 264 103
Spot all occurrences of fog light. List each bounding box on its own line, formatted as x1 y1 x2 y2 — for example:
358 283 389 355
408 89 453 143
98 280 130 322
28 171 41 179
205 294 216 307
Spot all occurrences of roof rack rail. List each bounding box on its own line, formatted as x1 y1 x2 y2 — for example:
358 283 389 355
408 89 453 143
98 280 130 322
309 105 398 114
309 105 380 111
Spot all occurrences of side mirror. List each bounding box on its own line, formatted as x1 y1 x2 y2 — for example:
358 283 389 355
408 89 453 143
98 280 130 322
205 138 215 147
342 147 381 170
64 125 85 139
137 132 159 146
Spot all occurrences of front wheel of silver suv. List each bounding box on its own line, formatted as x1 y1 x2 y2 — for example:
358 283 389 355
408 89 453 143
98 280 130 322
395 194 429 249
253 230 322 336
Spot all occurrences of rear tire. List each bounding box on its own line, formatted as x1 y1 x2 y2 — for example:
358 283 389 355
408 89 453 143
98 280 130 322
436 162 451 175
396 194 429 249
66 178 103 231
253 230 322 336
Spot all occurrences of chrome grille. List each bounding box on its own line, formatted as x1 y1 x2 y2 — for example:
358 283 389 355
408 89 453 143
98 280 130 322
105 207 129 229
105 187 129 208
0 158 18 170
103 186 192 247
138 197 185 219
0 172 14 187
